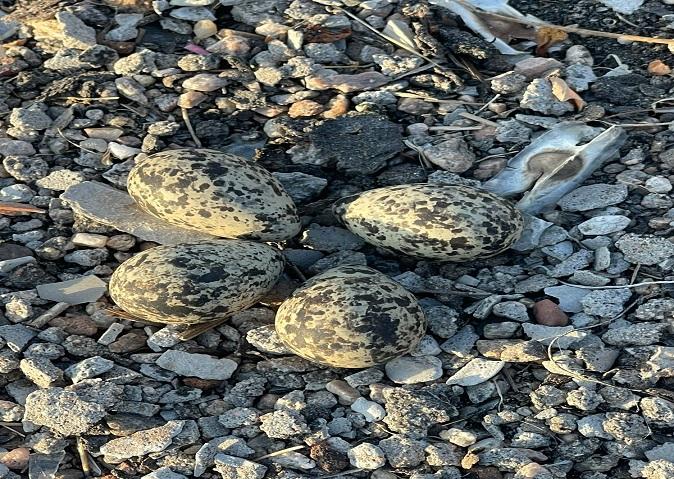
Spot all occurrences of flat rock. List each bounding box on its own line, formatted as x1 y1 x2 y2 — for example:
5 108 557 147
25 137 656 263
24 387 108 436
156 350 238 380
61 181 217 245
558 184 628 212
36 275 107 305
214 454 267 479
615 233 674 265
522 323 586 348
56 12 97 50
578 215 630 236
446 358 505 386
306 69 390 93
544 285 590 313
100 420 184 463
599 0 644 14
384 355 443 384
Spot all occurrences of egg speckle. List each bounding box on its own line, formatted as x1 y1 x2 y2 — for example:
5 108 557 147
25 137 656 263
127 148 301 241
333 184 523 261
275 265 426 368
109 240 284 325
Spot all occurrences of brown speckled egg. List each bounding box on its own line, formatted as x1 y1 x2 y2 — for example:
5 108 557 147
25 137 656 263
127 148 301 241
109 240 284 325
275 265 426 368
333 184 523 261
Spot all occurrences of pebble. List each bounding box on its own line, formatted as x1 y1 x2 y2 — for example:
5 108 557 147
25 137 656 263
421 137 476 173
578 215 630 235
288 100 325 118
142 467 187 479
106 13 143 42
170 6 216 21
446 358 505 386
522 324 586 348
599 0 644 14
194 19 217 39
156 350 238 380
350 397 386 422
0 448 29 470
214 454 267 479
520 79 574 116
56 12 97 50
326 380 360 404
492 301 529 322
35 170 85 190
533 299 569 326
558 184 628 211
348 443 386 470
385 355 443 384
183 74 228 92
300 225 365 252
271 172 327 204
306 69 390 93
65 356 115 383
645 176 672 193
24 387 109 436
20 357 64 388
101 420 184 463
616 233 674 265
10 106 52 131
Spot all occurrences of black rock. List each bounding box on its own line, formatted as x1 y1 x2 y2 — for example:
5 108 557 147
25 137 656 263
0 243 34 261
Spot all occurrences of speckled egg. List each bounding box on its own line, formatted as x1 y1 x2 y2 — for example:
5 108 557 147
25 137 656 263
109 240 284 325
333 184 524 261
275 265 426 368
127 149 301 241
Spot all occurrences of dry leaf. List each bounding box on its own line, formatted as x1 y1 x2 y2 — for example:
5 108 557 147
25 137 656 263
536 26 568 56
550 77 585 111
0 202 45 215
648 59 672 76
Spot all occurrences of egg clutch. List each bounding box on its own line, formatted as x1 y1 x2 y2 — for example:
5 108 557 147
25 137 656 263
109 148 524 368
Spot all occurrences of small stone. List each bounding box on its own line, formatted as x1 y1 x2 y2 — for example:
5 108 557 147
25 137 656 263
533 299 569 326
348 443 386 470
170 6 216 21
520 79 574 116
306 69 390 93
72 233 108 248
109 331 147 353
183 73 228 92
544 285 589 313
446 358 505 386
194 19 217 39
616 233 674 265
515 57 564 78
100 420 184 463
20 357 63 388
142 467 187 479
108 142 141 160
214 454 267 479
106 13 143 42
56 12 97 50
37 276 107 305
350 397 386 422
300 224 365 252
421 137 476 173
645 176 672 193
581 288 632 317
0 448 29 470
492 301 529 322
578 215 630 235
599 0 644 14
36 170 85 190
0 325 36 352
559 184 628 211
65 356 115 383
24 387 109 436
115 77 149 105
326 380 360 404
522 324 586 348
378 435 425 468
288 100 325 118
602 322 665 346
156 350 238 380
178 91 208 109
440 428 476 447
10 106 52 130
271 172 327 204
385 356 443 384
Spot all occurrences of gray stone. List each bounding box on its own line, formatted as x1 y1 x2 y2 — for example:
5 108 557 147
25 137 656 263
348 443 386 470
142 467 187 479
9 106 52 131
440 326 479 357
24 387 109 436
522 323 586 348
520 79 574 116
0 184 35 202
0 256 35 273
106 14 143 42
100 420 184 463
578 215 630 236
558 184 628 211
36 276 107 305
564 63 596 91
0 325 37 352
56 12 97 49
272 172 327 204
259 410 309 439
385 355 443 384
446 358 505 386
300 224 365 252
581 289 632 317
421 137 476 173
156 350 238 380
599 0 644 14
20 357 63 388
65 356 115 383
61 181 217 245
36 170 85 191
492 301 529 322
378 434 425 468
616 233 674 265
245 326 289 355
213 454 267 479
602 323 666 346
549 249 594 277
350 397 386 422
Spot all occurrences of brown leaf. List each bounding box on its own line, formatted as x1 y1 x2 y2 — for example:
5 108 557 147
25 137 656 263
536 27 568 56
550 77 585 111
0 202 45 215
648 59 672 76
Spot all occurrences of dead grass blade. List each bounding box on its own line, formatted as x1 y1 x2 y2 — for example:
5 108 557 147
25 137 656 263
0 202 45 215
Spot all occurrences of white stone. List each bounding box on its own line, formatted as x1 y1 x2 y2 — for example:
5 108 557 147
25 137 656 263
108 142 141 160
599 0 644 14
72 232 108 248
645 176 672 194
36 276 107 305
348 443 386 470
350 397 386 422
385 355 443 384
156 350 238 380
577 215 630 236
0 256 35 273
446 358 505 386
97 323 125 345
522 323 587 348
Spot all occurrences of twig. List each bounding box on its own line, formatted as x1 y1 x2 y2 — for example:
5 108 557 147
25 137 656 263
558 279 674 290
181 107 202 148
476 94 501 113
459 111 499 127
429 125 484 132
630 263 642 286
255 445 306 461
27 302 70 328
463 3 674 47
77 437 92 478
57 96 120 101
179 317 228 341
492 378 504 411
56 128 100 154
598 120 674 128
337 7 444 70
0 423 25 437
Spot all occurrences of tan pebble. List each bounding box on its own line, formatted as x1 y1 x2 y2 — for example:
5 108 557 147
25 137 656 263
108 331 147 353
323 94 350 118
288 99 324 118
648 59 671 76
533 299 569 326
306 70 389 93
514 463 551 478
326 380 360 404
1 447 30 470
183 377 221 391
50 315 99 336
177 90 208 109
194 20 217 40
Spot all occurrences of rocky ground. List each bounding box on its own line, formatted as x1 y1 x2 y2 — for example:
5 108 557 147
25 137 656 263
0 0 673 478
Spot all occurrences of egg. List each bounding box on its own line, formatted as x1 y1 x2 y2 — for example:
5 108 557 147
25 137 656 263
333 184 523 261
127 148 301 241
275 265 426 368
109 240 284 325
